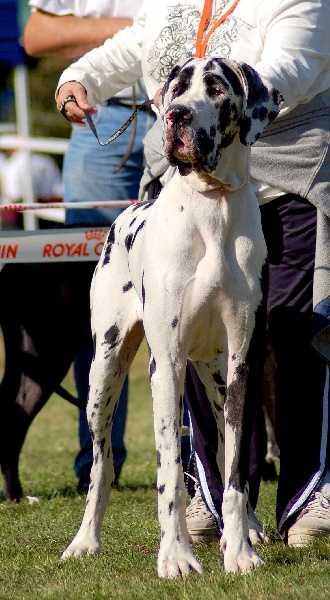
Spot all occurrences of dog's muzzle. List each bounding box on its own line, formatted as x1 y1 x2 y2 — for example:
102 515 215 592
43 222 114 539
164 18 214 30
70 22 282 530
164 104 197 170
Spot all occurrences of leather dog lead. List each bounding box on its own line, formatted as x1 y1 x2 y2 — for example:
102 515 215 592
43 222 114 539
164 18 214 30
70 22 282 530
195 0 240 58
84 98 154 146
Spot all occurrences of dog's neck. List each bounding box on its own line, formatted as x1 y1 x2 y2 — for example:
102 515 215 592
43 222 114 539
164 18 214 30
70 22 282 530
185 134 250 194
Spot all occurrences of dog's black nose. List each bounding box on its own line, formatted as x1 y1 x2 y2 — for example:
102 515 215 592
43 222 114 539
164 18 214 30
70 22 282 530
165 105 193 126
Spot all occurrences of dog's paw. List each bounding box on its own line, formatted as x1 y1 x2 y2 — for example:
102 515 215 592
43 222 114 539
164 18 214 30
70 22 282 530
157 541 203 578
25 495 40 505
61 537 100 560
223 541 263 574
248 510 269 545
249 525 269 546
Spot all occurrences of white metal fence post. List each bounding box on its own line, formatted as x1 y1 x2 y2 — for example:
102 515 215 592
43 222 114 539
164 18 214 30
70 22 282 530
14 65 36 230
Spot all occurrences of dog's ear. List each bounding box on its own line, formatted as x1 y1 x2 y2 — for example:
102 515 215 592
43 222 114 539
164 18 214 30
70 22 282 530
238 63 282 146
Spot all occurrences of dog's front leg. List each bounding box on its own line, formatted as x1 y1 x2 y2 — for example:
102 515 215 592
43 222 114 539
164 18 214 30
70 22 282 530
62 249 143 560
148 349 202 578
221 311 263 573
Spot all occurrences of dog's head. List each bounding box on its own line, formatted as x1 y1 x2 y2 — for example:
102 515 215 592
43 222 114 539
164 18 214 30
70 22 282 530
160 56 282 177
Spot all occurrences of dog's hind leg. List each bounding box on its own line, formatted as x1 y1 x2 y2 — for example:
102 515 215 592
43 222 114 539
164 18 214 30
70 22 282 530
192 359 268 546
221 307 263 573
62 258 143 560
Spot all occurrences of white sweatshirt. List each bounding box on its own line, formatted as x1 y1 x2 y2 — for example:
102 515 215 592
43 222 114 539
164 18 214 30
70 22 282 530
29 0 142 20
57 0 330 116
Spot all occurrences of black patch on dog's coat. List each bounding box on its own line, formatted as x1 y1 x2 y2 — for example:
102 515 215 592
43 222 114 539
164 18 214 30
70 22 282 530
141 272 146 308
156 450 161 467
123 281 133 293
177 162 193 176
159 484 165 494
219 130 235 149
102 223 116 266
149 357 157 378
225 362 251 491
218 98 232 134
217 61 243 97
241 63 268 109
252 105 268 121
92 333 96 359
103 324 120 350
99 438 106 455
171 66 195 100
125 233 133 252
171 317 178 328
225 363 249 428
168 501 174 515
142 201 153 211
162 64 181 98
131 219 146 245
196 127 215 156
240 116 252 143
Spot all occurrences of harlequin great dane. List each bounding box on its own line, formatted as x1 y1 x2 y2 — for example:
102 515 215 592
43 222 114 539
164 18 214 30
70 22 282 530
61 56 281 576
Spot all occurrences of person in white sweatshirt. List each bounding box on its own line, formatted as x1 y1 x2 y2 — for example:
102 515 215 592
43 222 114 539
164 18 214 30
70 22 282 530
55 0 330 546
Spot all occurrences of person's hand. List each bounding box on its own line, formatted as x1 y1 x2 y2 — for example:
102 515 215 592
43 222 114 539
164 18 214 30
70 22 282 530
56 81 96 124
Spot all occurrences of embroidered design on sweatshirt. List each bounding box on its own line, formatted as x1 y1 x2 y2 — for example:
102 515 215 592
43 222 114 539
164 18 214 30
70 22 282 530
148 3 239 83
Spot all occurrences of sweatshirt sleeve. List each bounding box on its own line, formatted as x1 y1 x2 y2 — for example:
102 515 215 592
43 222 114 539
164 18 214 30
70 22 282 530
29 0 75 16
56 6 146 104
256 0 330 110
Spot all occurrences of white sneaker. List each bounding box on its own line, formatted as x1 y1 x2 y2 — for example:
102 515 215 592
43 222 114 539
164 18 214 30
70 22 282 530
288 471 330 547
186 489 218 543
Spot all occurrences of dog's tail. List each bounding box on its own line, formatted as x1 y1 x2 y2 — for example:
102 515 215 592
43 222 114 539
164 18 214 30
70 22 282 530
55 385 82 409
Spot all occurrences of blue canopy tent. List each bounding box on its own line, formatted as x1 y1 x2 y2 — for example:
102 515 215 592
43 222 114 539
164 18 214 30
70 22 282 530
0 0 38 228
0 0 26 67
0 1 67 228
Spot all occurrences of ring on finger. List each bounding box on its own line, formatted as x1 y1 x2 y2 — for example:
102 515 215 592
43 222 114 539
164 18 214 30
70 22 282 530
58 95 77 120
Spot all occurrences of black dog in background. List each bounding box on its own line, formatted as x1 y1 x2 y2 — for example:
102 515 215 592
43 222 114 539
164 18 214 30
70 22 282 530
0 261 95 501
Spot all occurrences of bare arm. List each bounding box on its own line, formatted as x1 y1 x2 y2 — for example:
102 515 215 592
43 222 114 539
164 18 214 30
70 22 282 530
23 10 132 58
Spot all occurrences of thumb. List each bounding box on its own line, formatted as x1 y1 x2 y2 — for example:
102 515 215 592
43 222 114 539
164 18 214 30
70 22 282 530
73 84 93 112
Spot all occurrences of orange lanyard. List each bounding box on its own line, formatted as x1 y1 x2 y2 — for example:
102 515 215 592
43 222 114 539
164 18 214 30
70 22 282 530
195 0 240 58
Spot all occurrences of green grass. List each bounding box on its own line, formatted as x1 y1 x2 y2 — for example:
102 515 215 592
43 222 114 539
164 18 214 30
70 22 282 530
0 341 329 599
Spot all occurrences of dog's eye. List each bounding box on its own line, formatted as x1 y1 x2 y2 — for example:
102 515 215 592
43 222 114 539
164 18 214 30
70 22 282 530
208 84 225 97
212 85 224 96
171 84 180 97
204 73 228 98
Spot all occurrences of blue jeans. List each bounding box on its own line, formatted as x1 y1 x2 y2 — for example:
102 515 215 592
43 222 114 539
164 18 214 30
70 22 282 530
63 101 153 481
